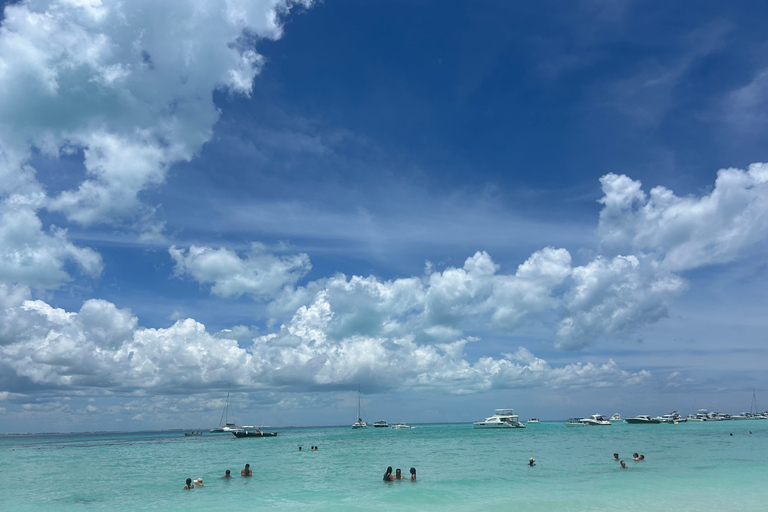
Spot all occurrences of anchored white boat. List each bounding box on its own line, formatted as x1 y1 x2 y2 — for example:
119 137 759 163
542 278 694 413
564 418 588 427
373 421 389 428
391 422 412 429
210 391 243 433
473 409 526 428
351 387 368 429
527 418 540 423
656 411 686 423
610 413 622 422
578 414 611 426
624 415 661 424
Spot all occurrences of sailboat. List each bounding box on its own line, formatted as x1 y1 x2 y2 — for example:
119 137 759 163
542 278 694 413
351 387 368 428
210 391 243 433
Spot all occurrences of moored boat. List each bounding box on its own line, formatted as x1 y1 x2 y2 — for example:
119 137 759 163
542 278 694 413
527 418 540 423
210 391 243 433
233 428 277 438
624 415 661 424
351 387 368 428
610 413 622 422
473 409 526 428
564 418 587 426
391 422 412 429
373 421 389 428
579 414 611 426
184 431 203 436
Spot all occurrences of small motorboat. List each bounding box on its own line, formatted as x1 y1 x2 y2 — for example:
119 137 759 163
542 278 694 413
527 418 540 423
184 431 203 436
609 413 622 422
373 421 389 428
391 422 412 429
564 418 587 427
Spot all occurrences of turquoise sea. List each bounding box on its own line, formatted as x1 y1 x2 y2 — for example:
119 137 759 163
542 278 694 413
1 420 766 511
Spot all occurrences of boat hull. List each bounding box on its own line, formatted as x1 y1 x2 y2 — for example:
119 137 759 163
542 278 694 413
625 418 661 424
232 431 277 438
473 422 525 428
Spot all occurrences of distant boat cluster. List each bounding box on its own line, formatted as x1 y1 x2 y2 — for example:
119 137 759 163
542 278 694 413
560 409 768 427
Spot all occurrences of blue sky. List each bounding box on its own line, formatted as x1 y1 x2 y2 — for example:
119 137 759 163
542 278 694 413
1 0 768 431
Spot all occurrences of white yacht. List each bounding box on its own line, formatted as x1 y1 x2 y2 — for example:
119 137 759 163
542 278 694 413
391 422 412 429
473 409 526 429
565 418 587 426
656 411 686 423
610 413 622 422
578 414 611 426
624 415 661 424
527 418 540 423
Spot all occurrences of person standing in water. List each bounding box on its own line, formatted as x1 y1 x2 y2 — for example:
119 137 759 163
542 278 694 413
183 478 194 490
383 467 394 481
241 464 252 476
222 470 232 478
409 467 417 481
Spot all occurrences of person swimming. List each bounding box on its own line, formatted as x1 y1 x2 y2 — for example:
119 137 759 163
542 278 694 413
394 468 405 480
410 467 416 481
183 478 194 490
241 464 252 476
633 453 640 461
613 453 619 460
383 466 394 481
194 478 204 487
529 457 536 466
620 460 628 469
222 470 231 478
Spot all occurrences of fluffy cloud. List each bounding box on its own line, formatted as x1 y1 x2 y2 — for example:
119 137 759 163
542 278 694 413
0 0 311 229
174 165 768 351
0 197 103 289
170 243 312 299
556 255 687 350
598 164 768 271
0 289 649 396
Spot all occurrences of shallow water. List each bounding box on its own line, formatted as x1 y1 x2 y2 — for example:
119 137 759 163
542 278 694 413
1 420 766 511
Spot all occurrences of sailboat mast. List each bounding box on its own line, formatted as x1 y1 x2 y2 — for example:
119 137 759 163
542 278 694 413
219 392 229 426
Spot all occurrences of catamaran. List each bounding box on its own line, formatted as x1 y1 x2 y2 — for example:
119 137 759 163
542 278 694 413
210 391 243 433
352 387 368 428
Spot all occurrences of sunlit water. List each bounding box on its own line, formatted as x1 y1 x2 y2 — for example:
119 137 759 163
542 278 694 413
1 420 766 511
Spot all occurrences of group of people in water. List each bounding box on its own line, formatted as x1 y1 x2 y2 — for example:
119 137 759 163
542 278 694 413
614 452 645 469
383 466 417 481
298 446 319 451
182 464 255 489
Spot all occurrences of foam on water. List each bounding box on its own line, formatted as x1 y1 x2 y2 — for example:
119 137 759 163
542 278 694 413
1 421 766 511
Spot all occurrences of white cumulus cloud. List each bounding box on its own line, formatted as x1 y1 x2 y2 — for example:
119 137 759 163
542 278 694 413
0 0 311 229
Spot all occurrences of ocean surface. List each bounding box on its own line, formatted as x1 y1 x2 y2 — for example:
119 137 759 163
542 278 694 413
1 420 766 511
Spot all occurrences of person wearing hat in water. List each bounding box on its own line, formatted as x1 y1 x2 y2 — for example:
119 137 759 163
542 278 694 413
529 458 536 466
194 478 204 487
183 478 194 490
